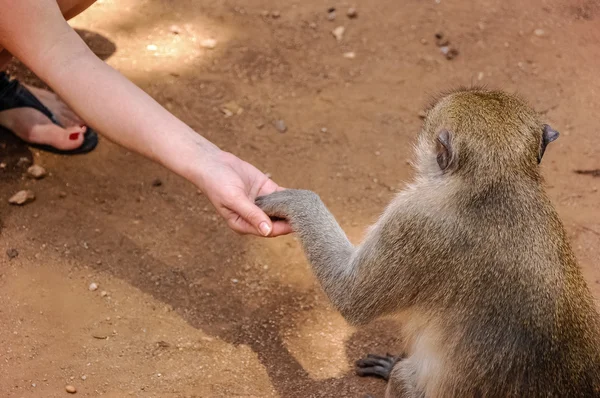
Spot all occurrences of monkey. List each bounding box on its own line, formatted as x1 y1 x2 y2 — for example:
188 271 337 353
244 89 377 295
255 87 600 397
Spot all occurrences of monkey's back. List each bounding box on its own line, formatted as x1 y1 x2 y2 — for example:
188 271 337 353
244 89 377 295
418 180 600 397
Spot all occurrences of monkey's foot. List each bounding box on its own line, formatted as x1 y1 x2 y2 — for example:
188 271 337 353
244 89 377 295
355 353 401 381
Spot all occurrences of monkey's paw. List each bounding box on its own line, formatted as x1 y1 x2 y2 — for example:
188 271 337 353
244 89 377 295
255 189 319 221
355 353 402 381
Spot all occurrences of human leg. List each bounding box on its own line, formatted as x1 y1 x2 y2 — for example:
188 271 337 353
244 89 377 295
0 0 98 153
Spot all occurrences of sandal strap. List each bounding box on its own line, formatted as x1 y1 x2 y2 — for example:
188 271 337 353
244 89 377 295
0 71 61 126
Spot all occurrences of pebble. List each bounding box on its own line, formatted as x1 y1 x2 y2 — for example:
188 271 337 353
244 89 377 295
16 157 31 167
27 164 47 179
440 46 459 60
146 44 158 51
65 385 77 394
81 375 87 381
169 25 181 34
59 191 67 198
434 32 449 47
534 28 545 37
271 10 281 19
89 282 99 291
152 178 162 187
274 120 287 133
200 38 217 49
6 248 18 259
8 190 35 205
346 7 358 18
0 162 6 169
321 127 328 133
332 26 345 41
327 11 336 21
100 291 108 297
418 110 427 119
477 71 485 81
220 101 243 117
343 51 356 59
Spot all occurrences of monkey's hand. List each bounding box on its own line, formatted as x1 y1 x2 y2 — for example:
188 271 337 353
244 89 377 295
255 189 321 228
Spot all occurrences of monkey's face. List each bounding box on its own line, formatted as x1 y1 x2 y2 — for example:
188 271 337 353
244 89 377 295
415 87 559 179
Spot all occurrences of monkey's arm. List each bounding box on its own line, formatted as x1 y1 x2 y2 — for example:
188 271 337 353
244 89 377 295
256 189 403 325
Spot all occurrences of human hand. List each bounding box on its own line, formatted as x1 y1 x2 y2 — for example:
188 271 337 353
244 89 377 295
195 150 293 237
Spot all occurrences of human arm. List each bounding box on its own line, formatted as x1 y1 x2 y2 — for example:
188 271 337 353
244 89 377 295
0 0 291 236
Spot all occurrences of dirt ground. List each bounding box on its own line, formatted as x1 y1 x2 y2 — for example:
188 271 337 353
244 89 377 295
1 0 600 396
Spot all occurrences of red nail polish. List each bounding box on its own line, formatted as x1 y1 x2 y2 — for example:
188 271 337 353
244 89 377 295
69 133 80 140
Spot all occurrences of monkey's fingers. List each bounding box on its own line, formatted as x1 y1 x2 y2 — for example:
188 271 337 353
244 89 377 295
355 353 399 381
356 365 393 380
356 356 394 368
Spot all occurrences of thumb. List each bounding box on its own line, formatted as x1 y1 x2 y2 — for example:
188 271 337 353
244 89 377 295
232 197 273 236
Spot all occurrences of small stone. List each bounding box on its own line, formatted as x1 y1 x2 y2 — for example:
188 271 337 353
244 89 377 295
477 71 485 81
220 101 243 117
152 178 162 187
0 162 6 169
327 10 336 21
271 10 281 18
89 282 99 291
346 7 358 18
260 10 269 17
343 51 356 59
274 120 287 133
420 38 428 45
27 164 47 179
332 26 345 41
440 46 459 60
8 190 35 205
231 278 239 284
59 191 67 198
169 25 181 34
65 385 77 393
146 44 158 51
434 32 449 47
309 22 317 29
418 110 427 119
6 248 18 259
100 291 108 297
81 375 87 381
534 28 545 37
321 127 328 133
16 157 31 167
200 38 217 49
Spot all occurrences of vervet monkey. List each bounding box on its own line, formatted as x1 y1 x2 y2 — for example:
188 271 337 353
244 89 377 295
256 87 600 397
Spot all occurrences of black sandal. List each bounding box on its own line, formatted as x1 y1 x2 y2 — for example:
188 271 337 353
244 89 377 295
0 71 98 155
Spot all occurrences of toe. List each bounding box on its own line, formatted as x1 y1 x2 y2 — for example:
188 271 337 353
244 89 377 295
28 124 86 151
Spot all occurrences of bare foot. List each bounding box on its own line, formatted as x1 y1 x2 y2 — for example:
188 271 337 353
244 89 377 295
0 84 86 150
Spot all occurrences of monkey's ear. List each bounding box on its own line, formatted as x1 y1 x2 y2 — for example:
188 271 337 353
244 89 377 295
538 124 559 163
436 129 453 171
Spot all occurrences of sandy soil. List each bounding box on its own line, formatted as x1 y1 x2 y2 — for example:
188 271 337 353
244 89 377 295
1 0 600 396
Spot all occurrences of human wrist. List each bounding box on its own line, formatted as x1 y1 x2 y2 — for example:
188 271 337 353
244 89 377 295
169 131 224 191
